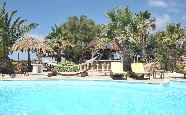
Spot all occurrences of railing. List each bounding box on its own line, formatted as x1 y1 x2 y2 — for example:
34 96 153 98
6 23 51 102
12 60 121 72
82 60 121 71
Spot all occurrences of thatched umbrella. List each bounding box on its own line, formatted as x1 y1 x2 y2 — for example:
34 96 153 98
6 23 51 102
11 37 56 71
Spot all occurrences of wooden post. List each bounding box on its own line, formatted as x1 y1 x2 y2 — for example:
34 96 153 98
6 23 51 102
27 49 32 72
96 64 99 71
107 63 110 71
18 53 19 61
102 64 104 71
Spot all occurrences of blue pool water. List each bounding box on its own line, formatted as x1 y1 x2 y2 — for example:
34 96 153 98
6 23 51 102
0 80 186 115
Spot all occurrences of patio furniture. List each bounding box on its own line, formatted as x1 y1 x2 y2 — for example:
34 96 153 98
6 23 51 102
131 63 150 80
31 63 43 74
110 62 127 79
153 70 165 79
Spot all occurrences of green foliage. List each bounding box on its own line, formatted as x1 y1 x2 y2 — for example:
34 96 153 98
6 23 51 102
46 15 101 62
54 60 79 72
0 2 38 58
150 23 186 63
0 2 38 73
106 6 136 39
96 38 111 49
175 64 185 74
46 15 100 46
106 6 155 58
0 60 15 74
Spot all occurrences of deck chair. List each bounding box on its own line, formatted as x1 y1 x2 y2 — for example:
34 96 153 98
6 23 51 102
110 62 127 79
131 63 150 80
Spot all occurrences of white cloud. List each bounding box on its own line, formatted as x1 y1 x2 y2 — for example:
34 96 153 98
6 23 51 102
148 0 179 13
166 7 179 13
156 14 171 30
25 33 45 40
181 16 186 21
148 0 167 8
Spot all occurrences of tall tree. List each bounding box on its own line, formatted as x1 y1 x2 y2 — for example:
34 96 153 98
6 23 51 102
135 11 156 58
0 2 38 57
106 6 137 70
106 6 155 70
106 6 136 40
46 15 101 63
150 23 186 70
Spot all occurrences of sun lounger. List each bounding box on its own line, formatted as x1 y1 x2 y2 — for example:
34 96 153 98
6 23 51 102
110 62 127 79
131 63 150 80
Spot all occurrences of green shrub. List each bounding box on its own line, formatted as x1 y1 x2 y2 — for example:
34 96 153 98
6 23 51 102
54 60 79 72
0 61 15 74
174 65 185 74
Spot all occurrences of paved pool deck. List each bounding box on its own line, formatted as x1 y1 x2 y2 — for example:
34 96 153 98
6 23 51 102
0 71 185 84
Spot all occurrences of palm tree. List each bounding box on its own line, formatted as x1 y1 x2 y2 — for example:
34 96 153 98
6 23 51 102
106 6 137 70
151 23 186 70
0 2 38 57
0 2 38 73
106 6 155 70
106 6 135 40
135 11 156 59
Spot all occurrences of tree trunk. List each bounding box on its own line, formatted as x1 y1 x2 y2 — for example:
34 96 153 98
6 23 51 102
141 34 147 61
27 50 32 72
122 40 132 71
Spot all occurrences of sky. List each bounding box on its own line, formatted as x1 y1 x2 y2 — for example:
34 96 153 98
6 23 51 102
1 0 186 60
2 0 186 39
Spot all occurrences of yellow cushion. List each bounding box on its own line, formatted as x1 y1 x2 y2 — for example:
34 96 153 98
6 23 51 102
131 63 145 73
111 62 124 74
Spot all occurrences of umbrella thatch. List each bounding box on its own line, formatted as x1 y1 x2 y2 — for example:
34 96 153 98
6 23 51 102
11 37 56 55
11 37 56 71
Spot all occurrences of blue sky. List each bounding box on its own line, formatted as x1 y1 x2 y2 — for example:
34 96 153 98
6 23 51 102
1 0 186 60
2 0 186 39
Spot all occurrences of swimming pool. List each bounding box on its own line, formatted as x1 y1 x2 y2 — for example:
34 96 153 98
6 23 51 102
0 80 186 115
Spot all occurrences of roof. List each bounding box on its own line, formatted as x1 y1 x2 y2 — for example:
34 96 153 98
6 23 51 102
104 39 122 51
11 37 56 55
87 37 99 48
87 37 122 51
